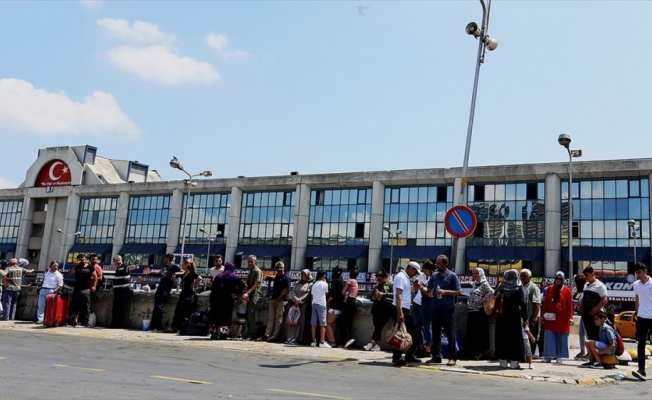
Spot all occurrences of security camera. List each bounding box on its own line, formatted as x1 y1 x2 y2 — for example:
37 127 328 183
465 22 481 38
484 36 498 51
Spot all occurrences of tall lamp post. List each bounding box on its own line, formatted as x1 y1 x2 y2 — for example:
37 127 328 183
169 156 212 261
199 228 221 275
56 228 81 268
383 226 402 273
558 134 582 292
628 219 640 263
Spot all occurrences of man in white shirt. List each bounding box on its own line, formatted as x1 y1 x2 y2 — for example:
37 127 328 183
209 255 224 280
36 261 64 324
632 262 652 381
310 269 330 348
392 261 421 366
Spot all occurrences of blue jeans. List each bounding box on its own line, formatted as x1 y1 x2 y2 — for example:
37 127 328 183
37 288 56 321
421 300 434 348
2 290 20 320
432 306 457 360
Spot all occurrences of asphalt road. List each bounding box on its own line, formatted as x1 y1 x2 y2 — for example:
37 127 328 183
0 331 649 400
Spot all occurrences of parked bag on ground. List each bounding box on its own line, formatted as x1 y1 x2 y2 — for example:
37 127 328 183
286 304 301 326
44 293 70 328
385 322 413 352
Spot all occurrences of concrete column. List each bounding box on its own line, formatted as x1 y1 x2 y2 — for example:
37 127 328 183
112 192 130 256
225 187 242 263
545 173 562 277
368 180 385 273
291 183 310 271
452 177 467 275
16 194 34 262
167 189 183 255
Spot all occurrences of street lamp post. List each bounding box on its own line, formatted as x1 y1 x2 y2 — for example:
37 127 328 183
199 228 221 275
558 134 582 292
628 219 640 263
169 156 212 261
383 226 402 273
56 228 81 268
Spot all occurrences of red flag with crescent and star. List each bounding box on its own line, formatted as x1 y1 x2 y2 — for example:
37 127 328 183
35 159 73 187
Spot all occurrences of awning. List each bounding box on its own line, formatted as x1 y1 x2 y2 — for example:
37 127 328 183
562 247 648 262
235 245 292 257
381 246 451 260
306 245 368 259
69 243 113 254
0 243 17 253
174 243 225 256
120 243 167 255
467 246 544 261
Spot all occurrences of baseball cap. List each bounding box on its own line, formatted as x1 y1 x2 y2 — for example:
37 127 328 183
407 261 421 273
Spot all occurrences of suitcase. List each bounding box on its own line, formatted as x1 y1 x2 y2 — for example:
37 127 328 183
44 293 70 327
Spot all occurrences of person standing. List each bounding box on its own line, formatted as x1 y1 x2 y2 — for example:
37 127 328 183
209 255 224 280
579 266 608 341
425 255 461 366
1 258 35 321
208 261 243 340
541 271 574 364
261 261 291 342
310 269 330 348
89 254 104 291
411 261 431 358
285 269 313 345
340 267 359 348
68 254 97 327
495 269 528 369
169 258 202 333
632 262 652 381
36 261 63 324
465 267 493 360
110 255 137 328
391 261 422 366
363 269 393 351
242 255 263 340
519 269 541 358
148 253 181 332
326 266 345 347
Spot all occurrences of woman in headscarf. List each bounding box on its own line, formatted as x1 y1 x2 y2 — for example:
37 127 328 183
495 269 528 369
208 261 242 339
541 271 574 363
285 269 313 345
465 267 493 360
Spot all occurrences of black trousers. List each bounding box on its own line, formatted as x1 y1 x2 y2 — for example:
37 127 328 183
636 316 652 372
391 307 418 361
112 287 132 328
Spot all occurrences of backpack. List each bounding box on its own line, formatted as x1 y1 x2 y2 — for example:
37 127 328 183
606 321 624 356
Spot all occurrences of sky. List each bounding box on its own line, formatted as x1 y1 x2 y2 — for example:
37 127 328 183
0 1 651 189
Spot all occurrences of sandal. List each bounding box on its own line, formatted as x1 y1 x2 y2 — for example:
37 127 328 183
446 360 457 366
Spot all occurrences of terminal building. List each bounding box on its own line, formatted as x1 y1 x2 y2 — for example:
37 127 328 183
0 145 649 301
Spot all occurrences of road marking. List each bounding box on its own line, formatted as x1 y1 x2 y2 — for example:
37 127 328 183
53 364 103 372
151 375 212 385
268 388 351 399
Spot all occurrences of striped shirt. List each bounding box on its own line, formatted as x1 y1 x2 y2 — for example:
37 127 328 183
4 266 28 291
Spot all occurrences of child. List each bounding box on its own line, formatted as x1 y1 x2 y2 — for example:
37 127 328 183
523 321 536 369
234 283 248 340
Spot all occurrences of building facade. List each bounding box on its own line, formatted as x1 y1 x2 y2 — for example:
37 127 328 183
0 146 649 291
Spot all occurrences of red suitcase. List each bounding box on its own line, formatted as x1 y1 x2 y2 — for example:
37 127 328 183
44 293 70 327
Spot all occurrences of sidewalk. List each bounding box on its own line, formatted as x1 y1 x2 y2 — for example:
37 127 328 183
1 321 647 385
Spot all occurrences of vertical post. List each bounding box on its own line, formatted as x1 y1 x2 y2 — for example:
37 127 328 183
568 151 574 293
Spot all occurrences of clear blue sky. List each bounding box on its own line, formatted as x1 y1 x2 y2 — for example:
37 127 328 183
1 1 650 188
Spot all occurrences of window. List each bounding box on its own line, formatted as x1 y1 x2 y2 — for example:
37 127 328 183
77 197 118 244
239 190 295 245
0 200 23 242
125 195 171 244
309 188 371 245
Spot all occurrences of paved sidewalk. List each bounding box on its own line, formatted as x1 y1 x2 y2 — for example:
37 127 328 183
1 321 647 385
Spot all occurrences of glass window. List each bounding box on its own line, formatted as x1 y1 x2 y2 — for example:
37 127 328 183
308 188 371 245
77 197 118 245
0 200 22 242
125 195 171 244
240 190 295 246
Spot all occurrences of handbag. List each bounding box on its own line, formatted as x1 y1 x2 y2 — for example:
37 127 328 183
483 294 496 316
385 322 413 352
488 293 503 320
543 312 557 321
286 304 301 326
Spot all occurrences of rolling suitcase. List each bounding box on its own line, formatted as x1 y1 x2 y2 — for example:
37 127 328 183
44 293 70 327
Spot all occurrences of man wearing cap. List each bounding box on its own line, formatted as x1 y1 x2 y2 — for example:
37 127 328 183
68 254 97 327
391 260 422 366
520 268 541 358
425 254 461 366
36 261 64 324
1 258 35 320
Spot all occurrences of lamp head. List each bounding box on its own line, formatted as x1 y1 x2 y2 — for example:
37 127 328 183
465 22 481 38
201 170 212 177
396 229 403 235
383 226 390 232
199 228 207 234
216 231 222 236
169 156 183 171
56 229 63 233
74 232 81 236
628 219 637 228
558 134 571 148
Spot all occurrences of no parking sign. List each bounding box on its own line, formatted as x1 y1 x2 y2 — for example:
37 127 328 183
444 205 477 238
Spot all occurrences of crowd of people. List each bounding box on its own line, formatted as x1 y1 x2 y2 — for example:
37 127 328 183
5 251 652 381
